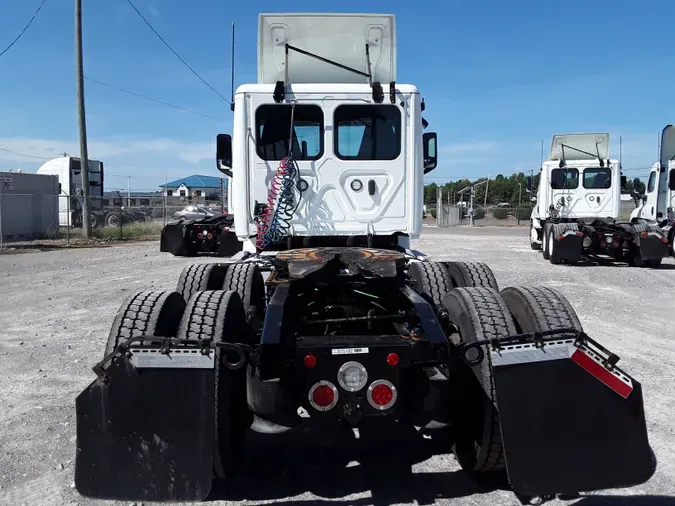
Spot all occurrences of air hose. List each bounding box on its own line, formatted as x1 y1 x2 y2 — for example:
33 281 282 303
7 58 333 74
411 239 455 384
255 155 300 250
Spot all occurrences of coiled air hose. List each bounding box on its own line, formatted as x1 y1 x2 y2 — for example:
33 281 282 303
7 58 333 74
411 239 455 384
255 155 300 250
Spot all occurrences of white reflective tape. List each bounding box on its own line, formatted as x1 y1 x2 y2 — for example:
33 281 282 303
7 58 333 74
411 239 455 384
129 349 214 369
490 340 575 367
331 347 369 356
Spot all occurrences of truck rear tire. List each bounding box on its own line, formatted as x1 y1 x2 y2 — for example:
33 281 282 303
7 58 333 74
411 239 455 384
500 286 583 334
408 261 452 307
542 223 550 260
176 263 227 303
529 221 541 250
177 290 253 480
444 261 499 290
222 263 266 321
104 290 186 357
442 287 517 473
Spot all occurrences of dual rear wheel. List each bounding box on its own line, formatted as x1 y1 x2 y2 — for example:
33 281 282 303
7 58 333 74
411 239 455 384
104 261 265 481
411 260 583 474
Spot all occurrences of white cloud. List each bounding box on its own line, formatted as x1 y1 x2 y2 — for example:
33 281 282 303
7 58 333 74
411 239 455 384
148 5 159 18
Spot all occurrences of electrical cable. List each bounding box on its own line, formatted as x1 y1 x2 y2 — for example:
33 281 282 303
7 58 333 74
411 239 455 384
124 0 230 104
85 77 224 121
0 147 53 160
0 0 48 59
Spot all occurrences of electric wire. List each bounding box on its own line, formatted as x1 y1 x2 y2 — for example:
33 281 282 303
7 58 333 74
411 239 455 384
0 0 48 58
85 77 225 121
124 0 230 104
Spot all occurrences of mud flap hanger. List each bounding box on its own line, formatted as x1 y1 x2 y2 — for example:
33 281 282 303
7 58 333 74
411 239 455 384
92 336 256 383
274 43 397 105
456 328 621 371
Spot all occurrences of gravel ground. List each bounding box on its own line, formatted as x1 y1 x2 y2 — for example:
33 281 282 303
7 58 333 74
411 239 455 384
1 226 674 506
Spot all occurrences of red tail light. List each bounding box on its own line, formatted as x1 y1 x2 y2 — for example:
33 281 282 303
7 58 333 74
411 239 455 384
600 240 606 247
386 353 400 366
308 381 338 411
207 233 213 239
613 241 619 247
197 233 203 239
367 379 397 410
303 354 317 368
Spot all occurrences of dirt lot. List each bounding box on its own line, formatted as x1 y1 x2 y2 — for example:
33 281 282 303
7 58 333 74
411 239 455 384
1 226 674 506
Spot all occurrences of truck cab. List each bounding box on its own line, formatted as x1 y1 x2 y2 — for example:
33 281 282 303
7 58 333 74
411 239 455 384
529 133 621 245
630 125 675 253
216 13 437 254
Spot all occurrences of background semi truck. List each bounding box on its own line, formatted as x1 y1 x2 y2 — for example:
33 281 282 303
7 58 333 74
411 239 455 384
630 124 675 256
528 133 669 267
36 155 149 229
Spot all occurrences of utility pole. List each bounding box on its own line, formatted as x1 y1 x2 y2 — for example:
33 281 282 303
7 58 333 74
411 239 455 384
127 176 131 207
75 0 91 237
484 173 489 207
518 183 522 205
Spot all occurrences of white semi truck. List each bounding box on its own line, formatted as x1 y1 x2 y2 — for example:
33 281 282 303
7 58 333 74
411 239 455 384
74 14 656 504
36 155 104 227
630 124 675 256
528 133 669 267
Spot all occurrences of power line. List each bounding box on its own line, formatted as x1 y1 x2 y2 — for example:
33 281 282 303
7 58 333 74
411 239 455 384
0 147 54 160
124 0 230 104
0 0 49 59
85 77 225 121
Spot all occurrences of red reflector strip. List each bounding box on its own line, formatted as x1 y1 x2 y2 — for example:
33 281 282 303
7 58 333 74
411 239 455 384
571 348 633 399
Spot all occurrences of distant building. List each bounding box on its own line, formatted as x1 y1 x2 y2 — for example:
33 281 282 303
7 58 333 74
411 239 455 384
159 175 225 199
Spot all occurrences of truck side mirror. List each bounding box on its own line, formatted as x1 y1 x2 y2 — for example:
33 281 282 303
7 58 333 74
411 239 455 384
621 175 627 191
216 134 233 177
526 176 532 192
670 169 675 191
423 132 437 174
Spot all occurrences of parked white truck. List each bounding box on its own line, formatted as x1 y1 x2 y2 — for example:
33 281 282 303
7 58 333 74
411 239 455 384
528 133 669 267
74 14 656 504
36 156 104 227
630 124 675 256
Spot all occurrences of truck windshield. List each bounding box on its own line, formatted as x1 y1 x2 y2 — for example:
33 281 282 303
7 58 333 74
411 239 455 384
256 104 324 161
334 105 401 160
550 168 579 189
583 168 612 189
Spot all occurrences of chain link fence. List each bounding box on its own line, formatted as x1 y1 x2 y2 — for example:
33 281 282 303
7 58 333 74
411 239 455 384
433 188 533 227
0 194 226 249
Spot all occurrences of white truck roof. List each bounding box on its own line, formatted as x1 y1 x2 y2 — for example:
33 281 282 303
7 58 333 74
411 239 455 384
549 133 610 161
235 82 418 95
257 13 396 85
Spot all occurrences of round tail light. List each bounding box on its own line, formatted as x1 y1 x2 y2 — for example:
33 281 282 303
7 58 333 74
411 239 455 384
367 379 397 411
308 381 338 411
197 233 203 239
207 233 213 239
386 353 399 366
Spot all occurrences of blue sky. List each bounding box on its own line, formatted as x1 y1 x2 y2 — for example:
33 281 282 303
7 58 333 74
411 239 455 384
1 0 675 191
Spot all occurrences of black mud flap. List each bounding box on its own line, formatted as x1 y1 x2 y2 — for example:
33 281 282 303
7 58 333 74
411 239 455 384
217 230 243 257
637 233 669 260
555 233 583 262
75 355 215 502
160 221 190 255
491 339 654 497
